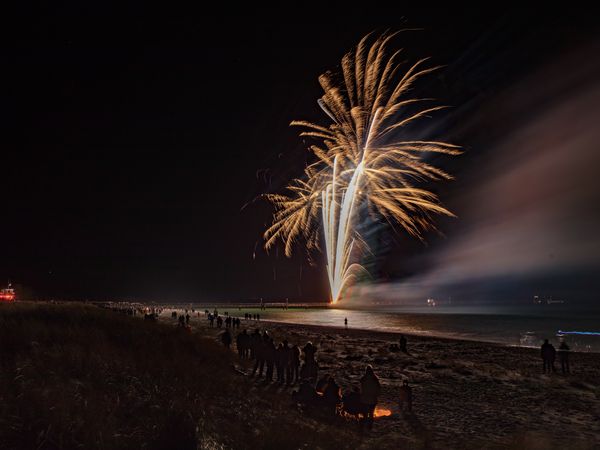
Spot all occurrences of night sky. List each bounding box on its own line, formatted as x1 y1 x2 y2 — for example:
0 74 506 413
6 6 600 302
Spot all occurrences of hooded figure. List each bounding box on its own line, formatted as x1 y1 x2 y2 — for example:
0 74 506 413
360 365 381 426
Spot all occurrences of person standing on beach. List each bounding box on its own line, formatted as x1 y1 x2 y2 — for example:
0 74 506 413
291 344 300 383
250 328 260 360
265 337 276 382
275 343 285 383
344 317 348 328
360 365 381 428
302 342 318 383
541 339 556 373
236 329 248 359
283 340 293 384
558 340 571 374
398 380 412 413
252 333 266 377
323 376 342 416
400 335 408 354
221 329 232 349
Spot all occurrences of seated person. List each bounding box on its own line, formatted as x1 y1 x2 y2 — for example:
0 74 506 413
342 387 366 418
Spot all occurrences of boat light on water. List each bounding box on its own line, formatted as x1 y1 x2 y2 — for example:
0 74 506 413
558 330 600 336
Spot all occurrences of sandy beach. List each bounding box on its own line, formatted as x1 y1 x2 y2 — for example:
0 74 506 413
171 312 600 449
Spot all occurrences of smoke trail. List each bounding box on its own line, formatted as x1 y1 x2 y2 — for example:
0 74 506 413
354 41 600 304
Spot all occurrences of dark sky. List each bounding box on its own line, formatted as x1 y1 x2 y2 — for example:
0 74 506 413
5 6 600 302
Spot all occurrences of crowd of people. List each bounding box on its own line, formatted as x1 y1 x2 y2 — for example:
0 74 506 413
130 306 578 428
208 317 412 427
157 308 418 426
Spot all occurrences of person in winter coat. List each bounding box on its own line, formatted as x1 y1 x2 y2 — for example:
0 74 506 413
360 365 381 427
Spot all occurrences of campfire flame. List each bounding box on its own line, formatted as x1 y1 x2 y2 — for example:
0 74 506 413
374 407 392 418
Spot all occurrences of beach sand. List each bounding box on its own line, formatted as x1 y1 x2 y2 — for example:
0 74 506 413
169 312 600 449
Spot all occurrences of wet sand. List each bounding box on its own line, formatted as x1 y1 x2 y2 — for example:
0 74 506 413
168 313 600 449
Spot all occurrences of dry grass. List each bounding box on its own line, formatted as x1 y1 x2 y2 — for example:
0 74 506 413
0 303 361 450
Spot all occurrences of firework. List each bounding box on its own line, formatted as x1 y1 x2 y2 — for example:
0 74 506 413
264 32 460 303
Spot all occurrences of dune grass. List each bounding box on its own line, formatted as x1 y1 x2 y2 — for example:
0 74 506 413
0 303 360 450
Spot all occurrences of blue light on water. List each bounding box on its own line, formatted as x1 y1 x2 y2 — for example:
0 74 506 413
558 330 600 336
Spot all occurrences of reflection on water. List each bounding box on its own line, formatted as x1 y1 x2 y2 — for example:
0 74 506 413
189 303 600 352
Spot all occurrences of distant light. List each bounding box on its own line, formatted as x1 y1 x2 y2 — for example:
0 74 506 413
558 330 600 336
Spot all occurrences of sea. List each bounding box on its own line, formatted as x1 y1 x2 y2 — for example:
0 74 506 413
182 303 600 353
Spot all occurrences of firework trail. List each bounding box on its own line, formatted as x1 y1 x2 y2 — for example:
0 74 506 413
264 32 460 303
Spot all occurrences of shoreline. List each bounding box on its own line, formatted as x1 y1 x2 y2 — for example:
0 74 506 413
257 318 600 354
159 303 599 354
167 310 600 448
154 302 600 353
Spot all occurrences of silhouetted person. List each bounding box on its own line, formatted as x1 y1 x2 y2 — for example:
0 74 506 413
541 339 556 373
257 313 260 321
282 340 292 384
558 341 571 374
216 316 223 328
291 344 300 383
237 330 248 358
185 313 190 325
344 317 348 328
252 333 266 377
323 376 342 417
342 387 364 419
276 343 285 383
221 329 232 349
360 365 381 428
178 314 185 327
265 337 276 382
293 380 318 406
301 342 318 383
398 380 412 412
250 328 261 360
208 314 214 327
400 335 408 354
315 375 329 394
243 329 251 358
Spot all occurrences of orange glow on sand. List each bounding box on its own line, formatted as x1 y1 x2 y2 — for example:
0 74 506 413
374 407 392 418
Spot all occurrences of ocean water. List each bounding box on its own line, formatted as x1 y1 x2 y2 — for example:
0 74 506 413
189 303 600 352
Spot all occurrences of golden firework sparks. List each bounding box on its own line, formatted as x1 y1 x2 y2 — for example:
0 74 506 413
264 31 461 303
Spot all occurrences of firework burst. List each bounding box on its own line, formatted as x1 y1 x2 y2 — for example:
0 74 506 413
264 31 461 303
